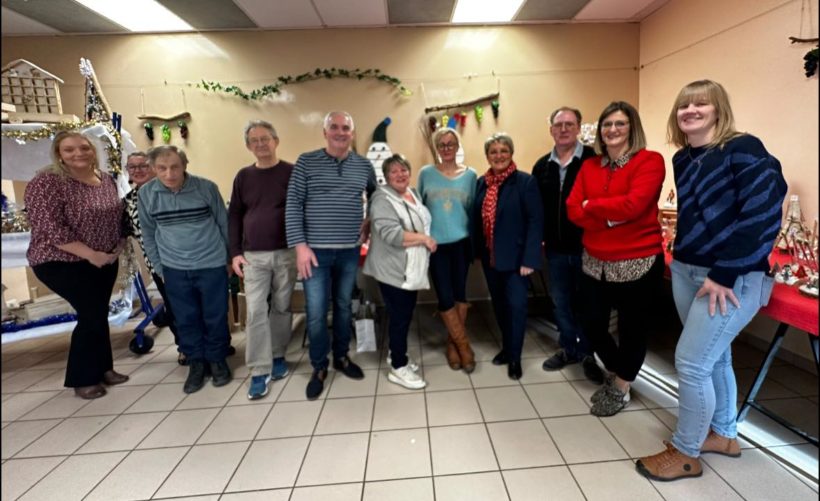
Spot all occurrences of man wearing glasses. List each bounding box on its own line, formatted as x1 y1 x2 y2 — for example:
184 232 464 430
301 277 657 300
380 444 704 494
228 120 296 400
123 152 183 364
285 111 377 400
531 107 604 384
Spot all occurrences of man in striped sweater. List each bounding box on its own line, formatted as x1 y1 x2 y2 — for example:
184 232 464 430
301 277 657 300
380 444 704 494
285 111 377 400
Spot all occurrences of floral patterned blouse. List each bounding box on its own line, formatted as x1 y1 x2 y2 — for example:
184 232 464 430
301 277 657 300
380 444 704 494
24 170 123 266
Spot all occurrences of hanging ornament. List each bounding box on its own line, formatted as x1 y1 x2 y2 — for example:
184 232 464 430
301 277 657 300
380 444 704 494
178 120 189 139
143 122 154 141
161 124 171 143
491 100 500 118
428 116 438 132
458 112 467 127
447 114 457 128
474 105 484 124
441 114 449 129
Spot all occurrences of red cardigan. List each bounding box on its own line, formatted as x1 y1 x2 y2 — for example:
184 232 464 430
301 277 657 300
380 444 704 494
566 149 665 261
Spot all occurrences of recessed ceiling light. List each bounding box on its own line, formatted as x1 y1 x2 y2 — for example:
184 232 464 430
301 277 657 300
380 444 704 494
451 0 526 23
74 0 194 32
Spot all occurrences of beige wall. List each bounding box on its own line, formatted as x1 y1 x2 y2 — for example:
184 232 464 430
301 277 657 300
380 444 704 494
2 24 639 194
639 0 819 365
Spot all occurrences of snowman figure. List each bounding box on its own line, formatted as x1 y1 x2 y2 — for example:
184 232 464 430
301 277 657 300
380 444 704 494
365 117 392 186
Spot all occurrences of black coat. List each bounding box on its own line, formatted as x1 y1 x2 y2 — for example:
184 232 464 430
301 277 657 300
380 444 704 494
531 145 596 255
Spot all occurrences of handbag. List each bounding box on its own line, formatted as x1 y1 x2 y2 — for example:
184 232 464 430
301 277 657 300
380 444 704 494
355 301 377 352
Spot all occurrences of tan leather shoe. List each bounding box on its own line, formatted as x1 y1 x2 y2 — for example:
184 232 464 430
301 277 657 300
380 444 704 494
701 430 741 457
74 384 106 399
446 340 462 370
102 370 129 385
636 442 702 482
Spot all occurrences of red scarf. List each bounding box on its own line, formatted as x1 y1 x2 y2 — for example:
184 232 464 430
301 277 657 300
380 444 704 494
481 161 517 266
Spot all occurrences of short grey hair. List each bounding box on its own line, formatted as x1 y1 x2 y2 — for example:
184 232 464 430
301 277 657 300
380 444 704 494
244 120 278 145
549 107 582 126
126 151 148 161
147 145 189 167
323 111 355 131
382 153 412 179
484 132 515 156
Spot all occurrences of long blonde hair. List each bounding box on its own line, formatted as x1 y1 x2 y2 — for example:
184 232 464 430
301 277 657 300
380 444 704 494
45 131 101 177
667 80 743 149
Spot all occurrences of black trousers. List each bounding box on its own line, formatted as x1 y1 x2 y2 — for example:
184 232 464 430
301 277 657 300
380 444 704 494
580 255 664 382
378 281 418 370
33 260 118 387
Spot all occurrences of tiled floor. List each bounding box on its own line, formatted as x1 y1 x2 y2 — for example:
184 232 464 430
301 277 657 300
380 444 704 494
1 301 817 500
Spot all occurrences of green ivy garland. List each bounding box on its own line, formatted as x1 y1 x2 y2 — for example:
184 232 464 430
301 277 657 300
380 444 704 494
196 67 412 100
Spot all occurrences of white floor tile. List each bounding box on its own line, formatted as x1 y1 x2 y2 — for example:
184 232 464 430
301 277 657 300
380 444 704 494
1 456 64 500
475 386 538 422
78 411 167 453
487 419 563 469
197 403 271 444
16 415 115 457
290 482 362 500
434 471 509 501
226 436 310 491
154 441 250 498
314 396 374 435
366 428 431 481
429 424 498 475
426 389 483 427
371 393 427 430
296 433 369 486
84 446 189 501
138 408 219 448
17 451 126 501
363 477 434 501
543 415 629 464
524 381 590 418
570 460 663 501
257 400 323 439
503 466 585 501
1 419 61 458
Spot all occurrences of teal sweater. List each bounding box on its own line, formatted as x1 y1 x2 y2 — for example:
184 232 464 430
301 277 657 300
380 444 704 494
417 165 477 244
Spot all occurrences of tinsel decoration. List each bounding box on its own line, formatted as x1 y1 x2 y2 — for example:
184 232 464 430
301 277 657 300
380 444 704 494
197 67 412 100
161 124 171 143
0 120 122 177
1 313 77 333
441 114 449 128
474 105 484 124
491 100 500 118
178 120 189 139
144 122 154 141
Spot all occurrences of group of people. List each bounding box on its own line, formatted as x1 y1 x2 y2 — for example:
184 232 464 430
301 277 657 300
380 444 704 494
25 79 787 483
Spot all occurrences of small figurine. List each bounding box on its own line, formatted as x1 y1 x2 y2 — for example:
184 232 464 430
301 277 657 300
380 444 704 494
663 189 676 208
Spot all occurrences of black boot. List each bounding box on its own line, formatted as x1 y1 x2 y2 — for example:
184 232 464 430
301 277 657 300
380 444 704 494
184 360 207 394
209 360 233 387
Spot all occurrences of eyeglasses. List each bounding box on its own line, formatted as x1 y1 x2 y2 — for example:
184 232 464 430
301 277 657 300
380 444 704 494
126 163 150 171
551 122 578 130
436 142 458 150
248 137 272 145
601 121 629 130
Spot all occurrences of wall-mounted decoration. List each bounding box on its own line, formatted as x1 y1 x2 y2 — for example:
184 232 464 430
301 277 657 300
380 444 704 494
196 68 411 101
789 36 819 77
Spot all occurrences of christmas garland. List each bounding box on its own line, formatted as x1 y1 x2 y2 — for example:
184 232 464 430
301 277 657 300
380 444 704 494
196 67 412 100
1 120 123 176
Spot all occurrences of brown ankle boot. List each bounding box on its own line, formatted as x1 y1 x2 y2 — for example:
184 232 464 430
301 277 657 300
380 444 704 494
701 430 741 457
636 442 702 482
441 307 475 373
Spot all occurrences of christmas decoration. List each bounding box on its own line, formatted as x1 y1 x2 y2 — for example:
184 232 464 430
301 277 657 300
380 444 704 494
424 91 499 114
441 114 449 128
428 116 439 132
144 122 154 141
474 105 484 124
447 115 457 128
79 58 111 121
789 37 819 77
365 118 392 186
161 124 171 143
491 100 500 118
197 68 411 101
178 120 189 139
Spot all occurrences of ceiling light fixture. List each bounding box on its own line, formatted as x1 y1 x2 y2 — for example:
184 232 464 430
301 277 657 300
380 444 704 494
74 0 193 32
451 0 525 24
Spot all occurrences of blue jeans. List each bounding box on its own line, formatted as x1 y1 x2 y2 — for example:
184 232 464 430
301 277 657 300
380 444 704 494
303 247 360 370
378 282 418 369
670 260 773 457
163 266 230 363
546 251 589 359
429 238 471 311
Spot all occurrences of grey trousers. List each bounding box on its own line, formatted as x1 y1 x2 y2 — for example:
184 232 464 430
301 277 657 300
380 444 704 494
243 249 296 376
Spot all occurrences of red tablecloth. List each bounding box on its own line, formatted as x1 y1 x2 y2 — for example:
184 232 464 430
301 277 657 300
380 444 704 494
663 246 818 335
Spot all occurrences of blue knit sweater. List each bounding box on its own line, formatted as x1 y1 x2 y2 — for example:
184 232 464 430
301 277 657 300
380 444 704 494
672 134 787 288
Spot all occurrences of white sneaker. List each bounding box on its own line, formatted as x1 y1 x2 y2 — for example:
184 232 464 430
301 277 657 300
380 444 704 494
386 351 419 372
387 365 426 390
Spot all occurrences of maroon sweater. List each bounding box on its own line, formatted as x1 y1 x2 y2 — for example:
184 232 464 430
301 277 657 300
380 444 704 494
566 149 665 261
228 161 294 257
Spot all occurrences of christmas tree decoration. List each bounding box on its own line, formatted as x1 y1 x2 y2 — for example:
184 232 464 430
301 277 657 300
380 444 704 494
161 123 171 143
474 104 484 124
491 100 500 118
79 58 111 122
441 114 449 128
178 120 189 139
365 117 392 186
144 122 154 141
